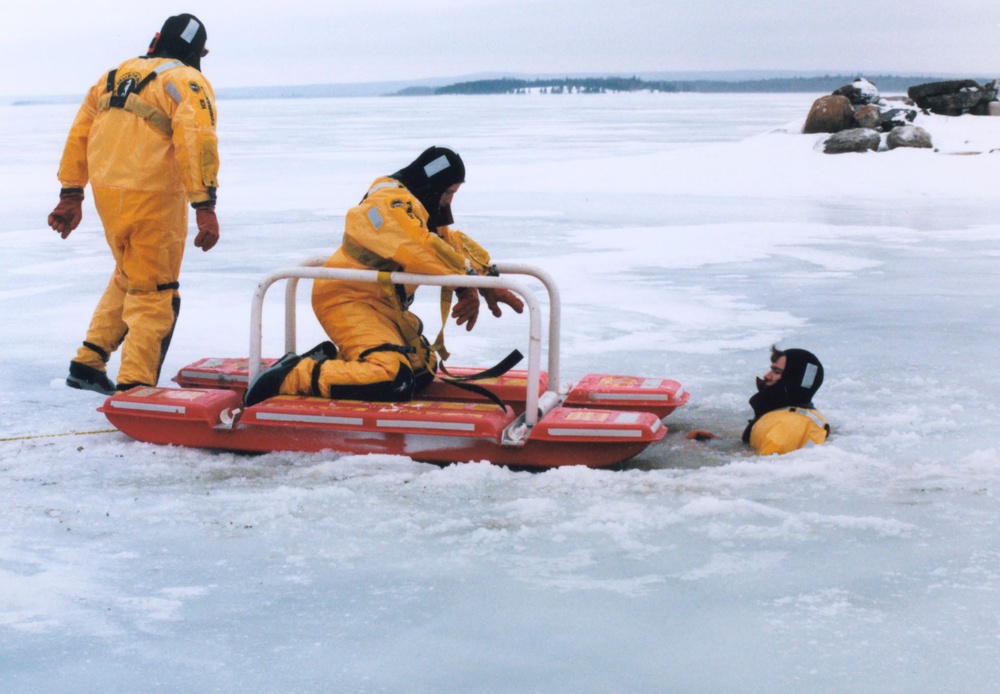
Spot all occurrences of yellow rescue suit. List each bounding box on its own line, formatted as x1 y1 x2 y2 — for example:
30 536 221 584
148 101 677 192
280 177 493 398
57 56 219 386
749 406 829 456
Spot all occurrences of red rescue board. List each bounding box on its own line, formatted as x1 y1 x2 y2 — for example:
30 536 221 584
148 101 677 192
242 396 513 439
173 357 275 395
565 374 689 418
418 367 549 411
99 386 665 468
100 262 691 469
99 386 243 447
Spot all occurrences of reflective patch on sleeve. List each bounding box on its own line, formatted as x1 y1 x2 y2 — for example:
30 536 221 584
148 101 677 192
367 206 384 231
801 363 818 389
367 181 398 195
154 60 184 75
165 81 182 104
795 408 827 430
423 155 450 178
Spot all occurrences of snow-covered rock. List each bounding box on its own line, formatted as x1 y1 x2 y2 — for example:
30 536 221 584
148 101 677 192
886 124 933 150
822 127 880 154
833 77 880 105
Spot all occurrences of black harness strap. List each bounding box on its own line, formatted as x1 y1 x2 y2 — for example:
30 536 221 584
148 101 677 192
310 360 323 397
437 349 524 411
439 349 523 383
357 343 417 362
440 379 508 410
83 341 110 363
107 63 172 108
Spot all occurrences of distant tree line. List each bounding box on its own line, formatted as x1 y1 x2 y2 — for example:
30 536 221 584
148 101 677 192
398 75 972 96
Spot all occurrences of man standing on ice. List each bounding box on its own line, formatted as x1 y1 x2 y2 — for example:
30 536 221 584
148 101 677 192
47 14 220 394
245 146 523 406
689 346 830 455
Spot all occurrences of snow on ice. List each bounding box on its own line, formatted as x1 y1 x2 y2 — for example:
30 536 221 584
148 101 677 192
1 92 999 692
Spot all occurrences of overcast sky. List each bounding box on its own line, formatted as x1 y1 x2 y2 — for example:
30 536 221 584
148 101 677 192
2 0 998 97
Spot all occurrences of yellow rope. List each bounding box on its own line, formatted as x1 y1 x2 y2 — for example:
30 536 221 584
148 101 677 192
0 429 118 442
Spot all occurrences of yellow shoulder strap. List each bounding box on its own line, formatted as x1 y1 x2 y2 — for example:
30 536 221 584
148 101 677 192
375 271 454 363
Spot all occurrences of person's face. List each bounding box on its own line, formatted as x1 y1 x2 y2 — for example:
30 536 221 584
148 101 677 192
439 183 461 208
762 355 786 387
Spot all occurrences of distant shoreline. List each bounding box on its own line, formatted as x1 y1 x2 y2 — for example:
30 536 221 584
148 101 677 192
397 74 966 97
5 73 984 105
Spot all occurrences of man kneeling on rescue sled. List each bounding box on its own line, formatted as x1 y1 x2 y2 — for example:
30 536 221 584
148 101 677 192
688 346 830 455
245 147 523 406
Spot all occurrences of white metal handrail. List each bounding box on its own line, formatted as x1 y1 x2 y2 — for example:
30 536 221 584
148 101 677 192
279 259 562 389
249 263 560 428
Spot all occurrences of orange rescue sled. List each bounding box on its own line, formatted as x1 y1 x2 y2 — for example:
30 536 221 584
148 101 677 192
100 262 688 468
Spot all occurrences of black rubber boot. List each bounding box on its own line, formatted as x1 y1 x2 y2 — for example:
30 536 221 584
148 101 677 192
66 361 116 396
244 353 301 407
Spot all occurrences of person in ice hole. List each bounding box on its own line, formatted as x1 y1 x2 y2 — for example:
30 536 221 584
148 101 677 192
687 346 830 455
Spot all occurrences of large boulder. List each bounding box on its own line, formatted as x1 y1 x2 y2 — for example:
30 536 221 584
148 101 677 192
823 128 881 154
833 78 880 106
880 107 918 130
970 100 994 116
969 79 1000 114
908 79 980 102
803 95 856 134
980 79 1000 102
924 89 983 116
886 125 933 150
853 104 882 129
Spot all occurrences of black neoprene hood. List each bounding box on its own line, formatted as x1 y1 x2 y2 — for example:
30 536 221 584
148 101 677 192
743 348 825 441
390 147 466 229
779 349 825 404
150 14 208 70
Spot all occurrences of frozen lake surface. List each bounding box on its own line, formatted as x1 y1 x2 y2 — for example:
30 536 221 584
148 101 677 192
2 92 999 692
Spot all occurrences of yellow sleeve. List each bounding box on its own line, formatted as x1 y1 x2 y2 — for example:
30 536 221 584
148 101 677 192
167 74 219 204
437 227 494 274
56 82 102 189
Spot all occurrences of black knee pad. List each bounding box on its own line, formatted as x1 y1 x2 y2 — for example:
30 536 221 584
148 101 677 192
326 362 416 402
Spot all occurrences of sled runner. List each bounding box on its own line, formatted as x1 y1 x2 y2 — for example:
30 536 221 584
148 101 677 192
99 262 688 468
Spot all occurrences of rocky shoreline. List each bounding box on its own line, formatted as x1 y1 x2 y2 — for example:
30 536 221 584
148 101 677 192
803 77 1000 154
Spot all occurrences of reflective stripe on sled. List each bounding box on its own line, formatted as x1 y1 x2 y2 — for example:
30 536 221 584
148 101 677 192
376 419 476 432
108 400 186 415
587 391 673 402
178 368 250 383
254 412 365 426
545 427 644 438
